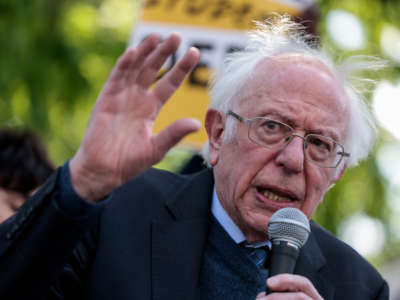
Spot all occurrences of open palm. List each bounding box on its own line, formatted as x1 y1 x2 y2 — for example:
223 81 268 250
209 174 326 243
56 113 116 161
69 33 200 202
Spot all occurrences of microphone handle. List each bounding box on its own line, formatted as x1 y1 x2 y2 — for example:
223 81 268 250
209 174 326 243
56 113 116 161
266 241 300 294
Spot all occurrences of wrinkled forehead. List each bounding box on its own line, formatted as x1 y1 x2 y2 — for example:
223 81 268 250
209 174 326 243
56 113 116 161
268 53 336 76
235 53 349 115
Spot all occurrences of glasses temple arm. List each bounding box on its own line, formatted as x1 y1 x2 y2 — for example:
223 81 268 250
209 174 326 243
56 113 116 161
337 151 350 157
227 110 245 122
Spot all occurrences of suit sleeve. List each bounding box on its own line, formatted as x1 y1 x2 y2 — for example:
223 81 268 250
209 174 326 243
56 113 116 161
375 280 390 300
47 224 99 300
0 165 105 299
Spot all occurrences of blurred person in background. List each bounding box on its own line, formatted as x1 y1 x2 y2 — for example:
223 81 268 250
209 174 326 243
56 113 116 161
0 128 55 222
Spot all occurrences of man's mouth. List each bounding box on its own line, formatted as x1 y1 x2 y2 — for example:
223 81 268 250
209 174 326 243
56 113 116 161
257 187 297 202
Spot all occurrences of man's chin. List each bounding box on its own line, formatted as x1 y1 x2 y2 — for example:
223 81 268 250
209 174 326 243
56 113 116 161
241 218 270 242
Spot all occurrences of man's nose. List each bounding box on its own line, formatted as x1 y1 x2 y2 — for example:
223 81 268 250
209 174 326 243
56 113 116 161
275 135 305 173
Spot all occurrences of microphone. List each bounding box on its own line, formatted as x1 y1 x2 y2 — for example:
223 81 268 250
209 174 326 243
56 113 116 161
266 207 310 293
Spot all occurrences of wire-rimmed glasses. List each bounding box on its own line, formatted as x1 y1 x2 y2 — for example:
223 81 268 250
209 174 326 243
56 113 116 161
227 110 350 168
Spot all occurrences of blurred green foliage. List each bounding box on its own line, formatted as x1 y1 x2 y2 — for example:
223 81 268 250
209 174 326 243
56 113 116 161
315 0 400 267
0 0 137 163
1 0 400 268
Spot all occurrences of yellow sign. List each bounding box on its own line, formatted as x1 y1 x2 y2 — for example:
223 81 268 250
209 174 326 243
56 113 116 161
142 0 301 30
131 0 308 148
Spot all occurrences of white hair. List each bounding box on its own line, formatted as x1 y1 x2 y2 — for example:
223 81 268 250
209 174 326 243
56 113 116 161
201 15 383 170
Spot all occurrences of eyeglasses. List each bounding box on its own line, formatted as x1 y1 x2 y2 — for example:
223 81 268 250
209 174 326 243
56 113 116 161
227 110 350 168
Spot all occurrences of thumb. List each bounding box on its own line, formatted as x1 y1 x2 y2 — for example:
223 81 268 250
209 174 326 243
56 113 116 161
153 118 201 159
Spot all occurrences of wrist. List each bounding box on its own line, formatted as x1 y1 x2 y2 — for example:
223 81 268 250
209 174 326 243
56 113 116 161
69 155 115 203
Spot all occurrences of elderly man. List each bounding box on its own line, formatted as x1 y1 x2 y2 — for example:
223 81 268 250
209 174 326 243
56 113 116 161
0 17 388 299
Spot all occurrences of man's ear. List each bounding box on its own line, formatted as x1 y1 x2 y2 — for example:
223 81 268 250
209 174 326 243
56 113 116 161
331 163 347 185
205 109 225 166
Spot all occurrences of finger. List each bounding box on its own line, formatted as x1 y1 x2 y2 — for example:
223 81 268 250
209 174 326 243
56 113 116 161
152 118 201 160
255 291 311 300
256 291 267 299
135 33 182 89
107 33 161 85
265 292 312 300
267 274 323 300
152 47 200 105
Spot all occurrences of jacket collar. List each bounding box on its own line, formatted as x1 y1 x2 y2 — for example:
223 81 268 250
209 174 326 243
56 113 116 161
165 168 214 220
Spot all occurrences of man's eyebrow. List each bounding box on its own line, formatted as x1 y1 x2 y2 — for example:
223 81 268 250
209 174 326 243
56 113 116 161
260 111 295 126
306 128 340 141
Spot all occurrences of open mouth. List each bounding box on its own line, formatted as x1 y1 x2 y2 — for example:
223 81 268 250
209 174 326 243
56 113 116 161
257 187 298 203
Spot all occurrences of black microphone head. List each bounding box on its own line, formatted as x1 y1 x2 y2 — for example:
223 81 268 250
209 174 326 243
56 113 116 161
268 207 311 249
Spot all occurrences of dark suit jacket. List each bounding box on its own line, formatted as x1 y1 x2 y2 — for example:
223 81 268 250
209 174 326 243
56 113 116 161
0 168 389 299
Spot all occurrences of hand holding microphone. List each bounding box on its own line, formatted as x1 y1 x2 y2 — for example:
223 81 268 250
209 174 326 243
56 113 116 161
257 274 323 300
257 207 323 300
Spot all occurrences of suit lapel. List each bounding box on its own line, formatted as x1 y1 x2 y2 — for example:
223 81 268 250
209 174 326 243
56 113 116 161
151 169 214 300
295 222 335 300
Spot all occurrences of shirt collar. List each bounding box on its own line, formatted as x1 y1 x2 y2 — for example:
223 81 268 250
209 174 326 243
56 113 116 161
211 185 271 249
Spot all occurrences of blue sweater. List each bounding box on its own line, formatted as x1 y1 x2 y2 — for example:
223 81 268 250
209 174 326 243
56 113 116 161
198 217 268 299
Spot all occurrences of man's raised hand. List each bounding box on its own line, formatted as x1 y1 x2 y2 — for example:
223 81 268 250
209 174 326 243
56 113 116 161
69 33 201 202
